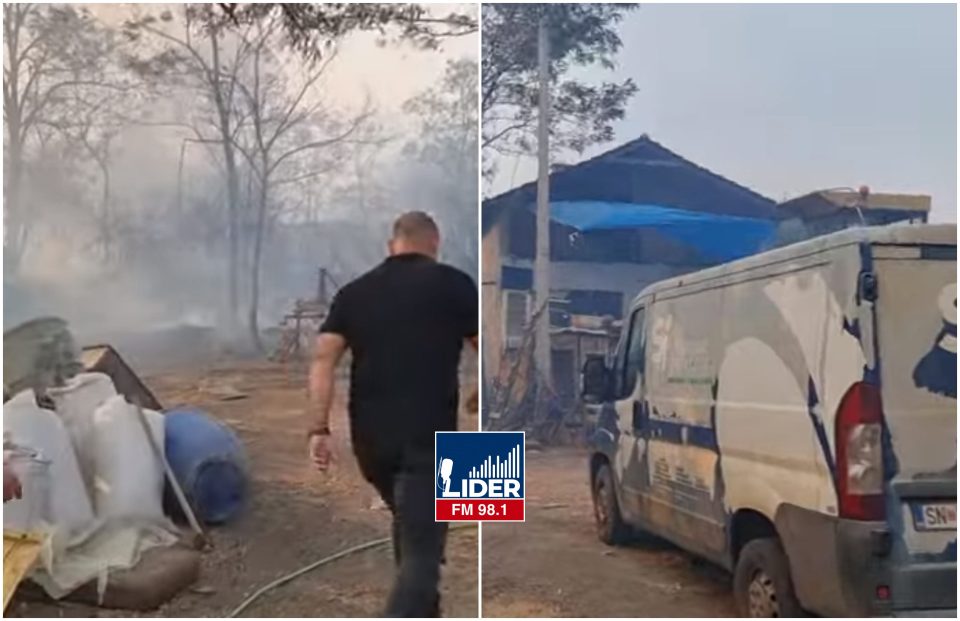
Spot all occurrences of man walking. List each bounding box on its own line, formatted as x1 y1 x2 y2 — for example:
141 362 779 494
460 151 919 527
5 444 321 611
307 211 477 617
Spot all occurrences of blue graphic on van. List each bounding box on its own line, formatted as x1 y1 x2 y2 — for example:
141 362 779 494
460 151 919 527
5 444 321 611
913 283 957 399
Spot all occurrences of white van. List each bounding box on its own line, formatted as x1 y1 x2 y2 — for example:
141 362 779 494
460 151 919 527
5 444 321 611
583 223 956 617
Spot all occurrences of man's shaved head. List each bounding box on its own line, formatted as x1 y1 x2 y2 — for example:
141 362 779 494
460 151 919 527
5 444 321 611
389 211 440 258
393 211 439 241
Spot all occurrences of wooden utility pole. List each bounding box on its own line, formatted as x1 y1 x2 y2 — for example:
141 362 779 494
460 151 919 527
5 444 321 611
533 12 552 391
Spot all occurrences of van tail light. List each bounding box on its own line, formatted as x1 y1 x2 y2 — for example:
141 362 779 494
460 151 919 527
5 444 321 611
835 382 886 521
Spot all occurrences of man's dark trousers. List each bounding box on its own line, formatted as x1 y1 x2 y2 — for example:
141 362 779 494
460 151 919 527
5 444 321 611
358 445 447 617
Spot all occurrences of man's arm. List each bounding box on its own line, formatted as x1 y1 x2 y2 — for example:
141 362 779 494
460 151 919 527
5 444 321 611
308 333 347 470
462 281 479 412
309 332 347 433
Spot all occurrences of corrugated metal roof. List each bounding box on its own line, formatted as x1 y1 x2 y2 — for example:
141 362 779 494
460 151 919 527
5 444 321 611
778 190 932 219
483 135 777 234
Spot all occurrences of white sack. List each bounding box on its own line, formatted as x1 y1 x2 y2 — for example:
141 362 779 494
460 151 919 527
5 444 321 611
90 395 165 522
3 390 95 536
48 372 117 494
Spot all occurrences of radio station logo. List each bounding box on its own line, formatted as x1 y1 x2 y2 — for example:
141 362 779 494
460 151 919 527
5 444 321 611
435 431 524 522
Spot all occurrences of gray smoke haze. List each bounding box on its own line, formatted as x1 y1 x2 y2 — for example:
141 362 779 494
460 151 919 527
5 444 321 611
3 4 478 365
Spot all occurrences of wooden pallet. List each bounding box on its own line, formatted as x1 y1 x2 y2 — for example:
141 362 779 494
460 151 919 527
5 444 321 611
3 531 42 611
270 309 326 363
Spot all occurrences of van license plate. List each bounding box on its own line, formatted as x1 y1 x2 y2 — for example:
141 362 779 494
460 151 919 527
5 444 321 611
911 503 957 531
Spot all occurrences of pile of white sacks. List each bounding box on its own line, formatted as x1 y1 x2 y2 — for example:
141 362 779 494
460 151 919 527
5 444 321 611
3 372 179 600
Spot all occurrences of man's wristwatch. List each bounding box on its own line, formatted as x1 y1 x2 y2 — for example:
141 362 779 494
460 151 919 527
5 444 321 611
307 426 331 439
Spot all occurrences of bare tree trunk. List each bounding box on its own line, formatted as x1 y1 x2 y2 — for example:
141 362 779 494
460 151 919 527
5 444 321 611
247 176 268 353
224 142 241 323
98 157 112 261
210 33 241 334
3 6 26 274
176 139 187 217
4 136 27 273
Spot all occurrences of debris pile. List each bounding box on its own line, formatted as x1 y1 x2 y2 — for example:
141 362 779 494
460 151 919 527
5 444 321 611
2 318 249 612
271 267 339 362
486 302 620 444
4 372 183 607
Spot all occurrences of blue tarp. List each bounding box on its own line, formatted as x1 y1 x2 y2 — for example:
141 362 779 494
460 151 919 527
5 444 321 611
545 201 776 263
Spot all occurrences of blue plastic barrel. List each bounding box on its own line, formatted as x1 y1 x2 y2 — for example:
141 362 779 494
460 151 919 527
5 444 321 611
163 407 249 524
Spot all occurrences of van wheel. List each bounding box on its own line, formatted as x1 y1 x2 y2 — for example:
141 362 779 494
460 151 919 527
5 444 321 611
592 462 629 545
733 538 804 617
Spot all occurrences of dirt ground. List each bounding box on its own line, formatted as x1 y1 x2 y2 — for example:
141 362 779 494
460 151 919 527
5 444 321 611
10 360 478 618
481 447 736 618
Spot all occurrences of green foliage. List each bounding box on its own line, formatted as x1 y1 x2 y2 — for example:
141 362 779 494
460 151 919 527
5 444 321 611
402 58 479 275
403 58 478 173
4 4 128 141
481 3 638 160
209 3 476 63
3 4 141 268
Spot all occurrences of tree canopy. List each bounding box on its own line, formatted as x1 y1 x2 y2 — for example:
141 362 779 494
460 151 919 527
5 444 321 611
482 3 638 164
212 3 476 62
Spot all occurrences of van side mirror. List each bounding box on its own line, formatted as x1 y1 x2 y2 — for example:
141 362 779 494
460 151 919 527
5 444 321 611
582 357 611 403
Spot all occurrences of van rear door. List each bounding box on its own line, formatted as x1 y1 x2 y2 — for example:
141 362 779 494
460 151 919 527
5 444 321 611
871 242 956 612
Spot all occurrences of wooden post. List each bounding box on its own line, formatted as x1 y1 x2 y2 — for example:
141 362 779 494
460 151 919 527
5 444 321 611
318 268 327 305
293 312 302 360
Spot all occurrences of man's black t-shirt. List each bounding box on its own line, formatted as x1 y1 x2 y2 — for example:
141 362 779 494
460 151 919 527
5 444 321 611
319 253 477 458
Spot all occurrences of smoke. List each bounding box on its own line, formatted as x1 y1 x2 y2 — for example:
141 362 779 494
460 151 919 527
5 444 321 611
4 124 477 343
3 5 478 366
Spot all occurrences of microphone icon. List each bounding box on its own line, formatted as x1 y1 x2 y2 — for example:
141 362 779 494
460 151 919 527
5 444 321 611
438 458 455 497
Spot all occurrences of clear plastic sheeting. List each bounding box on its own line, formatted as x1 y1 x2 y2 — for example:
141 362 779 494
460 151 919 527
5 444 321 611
2 317 83 397
29 519 179 602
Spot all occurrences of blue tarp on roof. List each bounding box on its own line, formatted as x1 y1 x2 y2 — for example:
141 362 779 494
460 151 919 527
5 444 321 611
545 201 776 263
483 136 777 235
